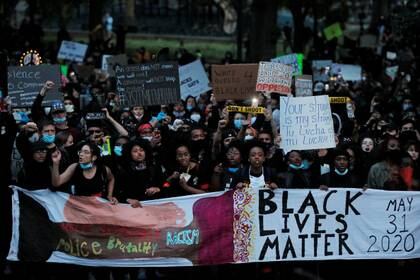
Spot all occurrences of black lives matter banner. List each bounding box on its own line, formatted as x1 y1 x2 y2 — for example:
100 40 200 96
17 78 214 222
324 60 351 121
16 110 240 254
8 65 61 107
8 187 420 267
116 62 180 106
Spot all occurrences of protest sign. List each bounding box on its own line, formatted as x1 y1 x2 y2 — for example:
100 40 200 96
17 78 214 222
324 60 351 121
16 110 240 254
295 75 313 97
227 105 265 114
360 34 377 49
323 23 343 41
386 52 397 60
103 54 128 77
256 62 293 94
329 97 351 104
9 187 420 266
385 66 399 81
279 95 335 151
312 60 332 82
271 53 303 75
331 64 362 81
60 65 68 77
179 59 211 100
8 65 61 107
211 64 258 101
116 62 180 106
57 41 88 62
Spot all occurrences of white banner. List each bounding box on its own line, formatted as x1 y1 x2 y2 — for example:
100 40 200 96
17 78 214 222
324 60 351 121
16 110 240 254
179 60 211 100
280 95 335 152
57 41 88 62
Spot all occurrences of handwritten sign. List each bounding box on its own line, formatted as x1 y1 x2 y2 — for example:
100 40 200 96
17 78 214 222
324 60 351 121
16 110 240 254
8 65 61 107
256 62 293 94
211 64 258 101
279 95 335 151
57 41 88 62
227 105 265 114
102 54 128 77
295 75 313 97
271 53 303 75
116 62 180 106
179 59 211 100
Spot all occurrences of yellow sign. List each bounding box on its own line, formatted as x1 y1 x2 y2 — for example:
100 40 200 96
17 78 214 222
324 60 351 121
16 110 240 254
329 97 350 104
227 105 265 114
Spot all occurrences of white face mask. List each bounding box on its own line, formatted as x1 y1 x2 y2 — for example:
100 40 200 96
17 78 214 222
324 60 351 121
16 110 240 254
65 104 74 113
190 114 201 123
142 136 153 142
244 135 254 141
44 107 51 115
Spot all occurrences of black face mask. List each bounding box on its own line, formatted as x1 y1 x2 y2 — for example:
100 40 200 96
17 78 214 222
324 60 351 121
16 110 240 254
65 145 77 158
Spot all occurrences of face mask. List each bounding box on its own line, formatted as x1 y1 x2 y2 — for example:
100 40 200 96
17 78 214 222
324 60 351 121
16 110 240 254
53 117 66 124
302 159 311 170
80 162 93 170
402 103 413 111
186 105 193 111
244 135 254 141
28 133 39 143
173 111 185 118
334 168 349 176
44 107 51 115
251 116 257 125
190 114 201 123
142 136 153 142
42 134 55 144
19 112 29 124
228 167 239 173
234 119 242 129
114 145 123 156
65 104 74 113
289 163 304 170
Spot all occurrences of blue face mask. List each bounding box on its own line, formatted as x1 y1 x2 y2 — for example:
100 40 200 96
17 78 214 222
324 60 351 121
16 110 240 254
114 145 123 157
80 162 93 170
228 167 239 173
334 168 349 176
186 105 193 111
289 163 304 170
53 117 66 124
173 111 185 118
234 119 242 129
42 134 55 144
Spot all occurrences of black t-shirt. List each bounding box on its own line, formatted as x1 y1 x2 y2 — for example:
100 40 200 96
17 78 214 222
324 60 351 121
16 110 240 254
71 164 107 196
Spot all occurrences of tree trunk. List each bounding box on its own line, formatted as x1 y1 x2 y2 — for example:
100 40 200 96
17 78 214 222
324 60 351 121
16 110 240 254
247 0 279 62
290 0 305 53
89 0 104 30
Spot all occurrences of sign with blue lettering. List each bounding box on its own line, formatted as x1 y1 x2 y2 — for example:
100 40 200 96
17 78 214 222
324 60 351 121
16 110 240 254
279 95 336 152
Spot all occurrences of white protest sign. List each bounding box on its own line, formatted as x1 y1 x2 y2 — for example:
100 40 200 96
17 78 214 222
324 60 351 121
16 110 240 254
256 62 293 94
271 53 301 75
331 64 362 81
295 75 313 97
312 60 332 82
386 66 399 81
101 54 112 71
57 40 88 62
280 95 335 151
179 59 211 100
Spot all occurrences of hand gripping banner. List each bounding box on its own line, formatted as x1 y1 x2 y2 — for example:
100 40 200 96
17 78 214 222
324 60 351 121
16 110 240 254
8 186 420 267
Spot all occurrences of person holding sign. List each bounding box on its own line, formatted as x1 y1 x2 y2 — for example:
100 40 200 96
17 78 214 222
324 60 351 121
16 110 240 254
231 141 278 189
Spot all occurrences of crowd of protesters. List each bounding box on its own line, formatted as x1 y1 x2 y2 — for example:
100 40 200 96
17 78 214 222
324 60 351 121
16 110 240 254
0 8 420 280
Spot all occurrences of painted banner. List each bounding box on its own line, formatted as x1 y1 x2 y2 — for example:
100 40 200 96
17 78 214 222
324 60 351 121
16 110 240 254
295 75 313 97
116 62 180 106
179 60 211 100
8 187 420 266
279 95 335 152
271 53 303 76
57 41 88 62
256 62 293 94
8 65 61 107
211 64 258 101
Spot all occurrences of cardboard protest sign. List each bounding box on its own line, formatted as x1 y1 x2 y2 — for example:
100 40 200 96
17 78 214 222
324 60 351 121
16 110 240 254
116 62 180 106
360 34 377 49
280 95 336 151
295 75 313 97
8 65 61 107
323 23 343 41
256 62 293 94
103 54 128 77
271 53 303 75
312 60 332 82
331 64 362 81
211 64 258 101
179 59 211 100
57 41 88 62
10 186 420 266
227 105 265 114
